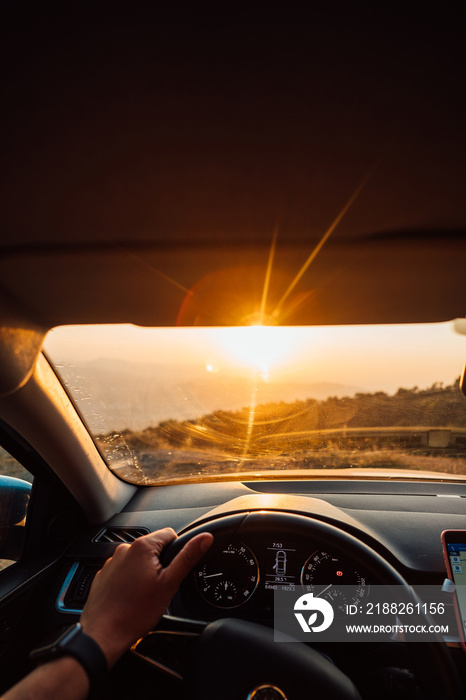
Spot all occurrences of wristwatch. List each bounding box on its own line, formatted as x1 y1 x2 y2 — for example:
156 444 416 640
30 623 108 686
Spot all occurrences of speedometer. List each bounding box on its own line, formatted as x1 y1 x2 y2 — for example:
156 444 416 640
300 550 367 610
195 542 259 609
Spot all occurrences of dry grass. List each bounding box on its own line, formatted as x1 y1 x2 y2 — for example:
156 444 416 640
111 444 466 483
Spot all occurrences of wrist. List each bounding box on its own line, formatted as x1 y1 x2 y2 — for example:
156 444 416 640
79 621 132 669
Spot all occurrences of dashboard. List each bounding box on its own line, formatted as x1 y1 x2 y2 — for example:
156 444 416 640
46 479 466 699
55 479 466 618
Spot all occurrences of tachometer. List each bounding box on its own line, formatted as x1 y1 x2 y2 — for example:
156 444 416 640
300 550 367 610
195 542 259 609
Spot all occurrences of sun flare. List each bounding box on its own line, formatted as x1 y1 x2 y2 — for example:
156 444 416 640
212 325 298 377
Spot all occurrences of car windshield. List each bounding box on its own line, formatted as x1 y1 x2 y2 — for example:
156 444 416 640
44 321 466 485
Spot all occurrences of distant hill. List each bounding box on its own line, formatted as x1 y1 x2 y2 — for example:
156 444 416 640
97 377 466 458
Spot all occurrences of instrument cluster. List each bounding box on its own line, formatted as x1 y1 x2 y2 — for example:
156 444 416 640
174 530 369 621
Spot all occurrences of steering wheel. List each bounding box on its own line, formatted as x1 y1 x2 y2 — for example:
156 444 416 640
139 511 462 700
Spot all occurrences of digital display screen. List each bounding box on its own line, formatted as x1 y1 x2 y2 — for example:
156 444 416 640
264 542 298 591
447 542 466 635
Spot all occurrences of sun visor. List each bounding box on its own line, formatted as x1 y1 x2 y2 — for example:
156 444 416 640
0 233 465 330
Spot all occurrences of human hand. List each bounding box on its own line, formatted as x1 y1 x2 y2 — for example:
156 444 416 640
80 527 213 667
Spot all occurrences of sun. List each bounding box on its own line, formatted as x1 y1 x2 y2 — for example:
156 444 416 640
211 325 298 378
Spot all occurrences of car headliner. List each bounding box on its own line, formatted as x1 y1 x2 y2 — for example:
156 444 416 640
0 4 465 391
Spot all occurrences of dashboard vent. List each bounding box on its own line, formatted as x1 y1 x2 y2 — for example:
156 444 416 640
94 526 150 544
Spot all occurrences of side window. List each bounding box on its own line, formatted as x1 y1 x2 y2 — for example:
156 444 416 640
0 446 32 571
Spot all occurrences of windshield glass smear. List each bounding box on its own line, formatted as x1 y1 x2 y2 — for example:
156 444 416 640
44 322 466 484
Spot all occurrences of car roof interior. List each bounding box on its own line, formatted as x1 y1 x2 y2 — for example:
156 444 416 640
1 4 465 366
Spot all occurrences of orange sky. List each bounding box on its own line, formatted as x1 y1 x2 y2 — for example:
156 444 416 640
45 321 466 396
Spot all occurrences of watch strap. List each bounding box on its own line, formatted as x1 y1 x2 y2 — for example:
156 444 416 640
30 623 108 687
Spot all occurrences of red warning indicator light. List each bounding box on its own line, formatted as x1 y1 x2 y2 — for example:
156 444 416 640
336 570 343 576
